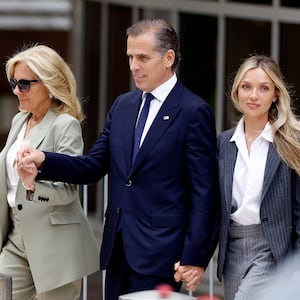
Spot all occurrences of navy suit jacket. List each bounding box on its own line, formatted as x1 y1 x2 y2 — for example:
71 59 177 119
38 80 218 277
217 128 300 281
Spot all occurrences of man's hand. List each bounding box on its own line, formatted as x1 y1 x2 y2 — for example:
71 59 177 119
174 261 204 292
17 145 46 168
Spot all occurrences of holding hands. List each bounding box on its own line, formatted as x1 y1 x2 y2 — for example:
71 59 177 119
16 145 45 191
174 261 204 292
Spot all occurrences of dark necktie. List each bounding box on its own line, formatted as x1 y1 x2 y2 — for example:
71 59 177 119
132 93 154 163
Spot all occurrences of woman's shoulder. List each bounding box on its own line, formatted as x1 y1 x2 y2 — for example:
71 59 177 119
44 110 81 132
11 111 29 125
45 109 78 124
218 127 235 141
54 112 78 123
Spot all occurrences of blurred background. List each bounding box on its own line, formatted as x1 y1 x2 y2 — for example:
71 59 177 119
1 0 300 298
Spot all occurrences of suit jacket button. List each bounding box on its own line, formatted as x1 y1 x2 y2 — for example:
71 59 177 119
17 204 22 210
125 180 132 187
262 217 268 223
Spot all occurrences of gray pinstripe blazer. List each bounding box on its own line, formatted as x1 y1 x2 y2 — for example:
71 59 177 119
217 127 300 281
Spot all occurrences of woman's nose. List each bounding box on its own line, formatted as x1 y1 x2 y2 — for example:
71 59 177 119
249 88 258 99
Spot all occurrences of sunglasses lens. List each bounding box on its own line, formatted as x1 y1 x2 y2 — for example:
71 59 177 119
9 79 30 92
9 78 17 90
18 80 30 92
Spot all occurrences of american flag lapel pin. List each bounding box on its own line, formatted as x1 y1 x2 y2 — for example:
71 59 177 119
163 115 170 120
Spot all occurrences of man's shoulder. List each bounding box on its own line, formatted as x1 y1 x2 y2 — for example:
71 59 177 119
118 89 141 99
112 89 142 107
176 81 210 106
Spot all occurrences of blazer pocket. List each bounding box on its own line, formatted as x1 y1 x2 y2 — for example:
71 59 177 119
49 211 82 225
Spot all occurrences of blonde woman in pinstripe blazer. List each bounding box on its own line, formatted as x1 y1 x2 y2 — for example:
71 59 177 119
217 55 300 300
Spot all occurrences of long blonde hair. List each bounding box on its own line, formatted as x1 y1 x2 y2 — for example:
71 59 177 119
6 44 84 122
231 55 300 175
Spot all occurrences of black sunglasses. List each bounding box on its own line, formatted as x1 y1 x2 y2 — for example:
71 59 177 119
9 78 40 93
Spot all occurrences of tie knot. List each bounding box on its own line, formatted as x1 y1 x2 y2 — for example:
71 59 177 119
144 93 154 104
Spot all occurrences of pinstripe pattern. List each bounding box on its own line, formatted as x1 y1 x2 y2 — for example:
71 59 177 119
223 223 275 300
217 128 300 299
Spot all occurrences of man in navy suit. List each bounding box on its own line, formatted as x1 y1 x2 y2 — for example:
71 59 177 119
17 19 218 300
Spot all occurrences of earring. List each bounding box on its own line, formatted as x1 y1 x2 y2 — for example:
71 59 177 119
49 93 54 99
272 98 277 103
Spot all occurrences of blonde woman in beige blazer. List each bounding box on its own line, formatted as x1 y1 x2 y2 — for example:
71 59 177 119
0 45 99 300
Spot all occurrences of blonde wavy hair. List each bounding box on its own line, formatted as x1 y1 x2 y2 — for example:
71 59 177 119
6 44 84 122
231 55 300 175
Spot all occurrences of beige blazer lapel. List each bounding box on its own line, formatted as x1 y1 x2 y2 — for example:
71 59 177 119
25 109 57 149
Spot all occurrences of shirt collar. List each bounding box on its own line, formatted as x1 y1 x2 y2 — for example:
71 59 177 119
261 122 273 142
230 117 273 143
143 73 177 103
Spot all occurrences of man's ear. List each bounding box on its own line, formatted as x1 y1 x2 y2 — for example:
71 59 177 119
164 49 175 69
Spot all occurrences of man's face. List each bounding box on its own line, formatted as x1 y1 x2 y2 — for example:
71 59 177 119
127 32 174 92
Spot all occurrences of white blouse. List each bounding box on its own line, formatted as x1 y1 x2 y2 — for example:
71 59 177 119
230 119 273 225
6 122 31 207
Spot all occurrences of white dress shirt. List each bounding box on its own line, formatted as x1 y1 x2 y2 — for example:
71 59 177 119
137 73 177 146
230 118 273 225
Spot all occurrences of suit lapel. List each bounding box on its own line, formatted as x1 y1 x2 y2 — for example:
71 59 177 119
27 110 57 149
223 138 280 211
130 82 182 173
224 136 238 215
261 143 281 201
122 92 143 170
133 105 180 167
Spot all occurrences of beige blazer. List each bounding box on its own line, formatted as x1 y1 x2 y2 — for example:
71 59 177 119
0 109 99 293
